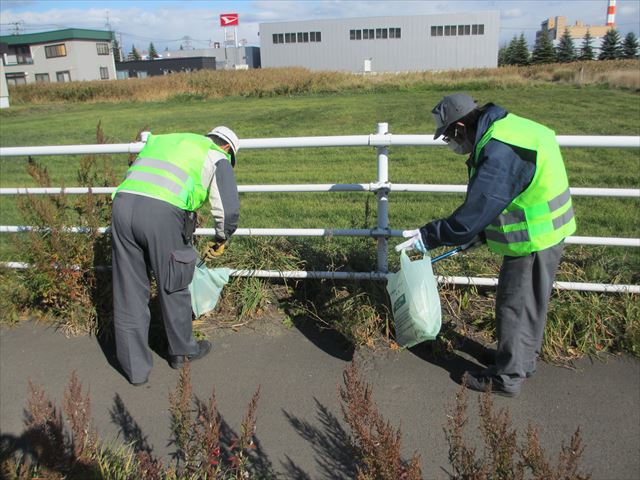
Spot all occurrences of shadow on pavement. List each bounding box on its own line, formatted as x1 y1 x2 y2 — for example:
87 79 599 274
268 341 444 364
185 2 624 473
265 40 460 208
410 326 496 385
109 392 278 477
282 397 357 480
291 318 355 362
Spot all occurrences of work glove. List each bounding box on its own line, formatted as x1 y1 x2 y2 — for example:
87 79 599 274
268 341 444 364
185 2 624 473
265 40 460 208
203 241 225 260
395 229 427 253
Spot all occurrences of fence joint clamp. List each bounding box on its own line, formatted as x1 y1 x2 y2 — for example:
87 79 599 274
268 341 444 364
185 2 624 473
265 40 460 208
369 181 390 194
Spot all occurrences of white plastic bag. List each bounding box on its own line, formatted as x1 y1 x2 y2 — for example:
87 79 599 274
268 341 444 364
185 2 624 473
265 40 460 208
386 250 442 347
189 262 231 318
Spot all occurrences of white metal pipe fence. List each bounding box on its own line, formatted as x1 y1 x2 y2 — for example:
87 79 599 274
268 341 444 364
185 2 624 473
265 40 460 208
1 126 639 294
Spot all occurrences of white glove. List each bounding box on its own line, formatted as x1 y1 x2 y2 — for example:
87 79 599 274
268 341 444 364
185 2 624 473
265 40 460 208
395 229 427 253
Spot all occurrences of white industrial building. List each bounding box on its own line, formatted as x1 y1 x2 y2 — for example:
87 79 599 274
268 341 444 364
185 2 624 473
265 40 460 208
259 11 500 73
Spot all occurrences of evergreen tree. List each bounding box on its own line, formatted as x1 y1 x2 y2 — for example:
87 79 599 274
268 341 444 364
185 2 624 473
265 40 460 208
622 31 639 59
112 38 121 62
556 28 577 63
148 42 159 59
579 29 595 61
511 33 530 66
498 45 509 66
532 31 556 64
599 28 622 60
503 35 518 65
131 44 141 61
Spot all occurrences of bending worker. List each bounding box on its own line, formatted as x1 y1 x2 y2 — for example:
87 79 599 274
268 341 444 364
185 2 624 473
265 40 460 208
111 127 240 386
399 94 576 397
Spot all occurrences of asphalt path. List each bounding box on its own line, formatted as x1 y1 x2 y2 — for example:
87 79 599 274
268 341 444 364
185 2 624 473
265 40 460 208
1 319 638 479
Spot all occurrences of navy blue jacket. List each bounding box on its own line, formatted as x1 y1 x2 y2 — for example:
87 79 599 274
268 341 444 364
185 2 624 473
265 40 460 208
419 104 536 250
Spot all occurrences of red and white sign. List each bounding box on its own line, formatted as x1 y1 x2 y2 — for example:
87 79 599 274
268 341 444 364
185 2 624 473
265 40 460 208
220 13 239 27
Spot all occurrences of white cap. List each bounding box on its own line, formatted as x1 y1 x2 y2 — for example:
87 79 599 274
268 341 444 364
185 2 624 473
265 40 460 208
207 126 239 166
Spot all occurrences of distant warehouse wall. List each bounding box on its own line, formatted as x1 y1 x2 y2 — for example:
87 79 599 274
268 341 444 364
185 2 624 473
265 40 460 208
259 11 500 73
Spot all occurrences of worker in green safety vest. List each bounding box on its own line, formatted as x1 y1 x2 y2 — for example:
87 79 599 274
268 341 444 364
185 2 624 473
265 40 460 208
111 126 240 386
400 93 576 397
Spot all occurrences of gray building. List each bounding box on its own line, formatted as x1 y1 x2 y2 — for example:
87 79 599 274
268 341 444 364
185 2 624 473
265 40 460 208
160 46 261 70
259 12 500 72
0 28 116 85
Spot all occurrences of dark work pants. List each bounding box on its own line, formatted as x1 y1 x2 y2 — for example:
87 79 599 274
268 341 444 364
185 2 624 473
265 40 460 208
492 242 564 394
111 193 198 384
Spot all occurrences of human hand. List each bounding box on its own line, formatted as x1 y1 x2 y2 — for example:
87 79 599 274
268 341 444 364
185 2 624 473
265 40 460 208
203 241 225 260
395 229 427 253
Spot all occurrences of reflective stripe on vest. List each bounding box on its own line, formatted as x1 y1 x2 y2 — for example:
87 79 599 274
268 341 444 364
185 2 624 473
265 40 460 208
113 133 228 211
474 113 576 256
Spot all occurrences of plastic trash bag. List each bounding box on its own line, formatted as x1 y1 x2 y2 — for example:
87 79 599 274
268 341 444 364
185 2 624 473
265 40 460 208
386 250 442 348
189 261 231 318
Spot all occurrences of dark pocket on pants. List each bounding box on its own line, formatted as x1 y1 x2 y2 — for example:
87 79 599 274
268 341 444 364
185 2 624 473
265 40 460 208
165 247 197 293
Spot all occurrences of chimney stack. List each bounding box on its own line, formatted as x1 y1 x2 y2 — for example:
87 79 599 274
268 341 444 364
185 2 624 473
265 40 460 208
606 0 616 27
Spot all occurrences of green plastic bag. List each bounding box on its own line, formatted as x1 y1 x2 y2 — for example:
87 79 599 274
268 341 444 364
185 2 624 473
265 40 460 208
386 250 442 347
189 262 231 318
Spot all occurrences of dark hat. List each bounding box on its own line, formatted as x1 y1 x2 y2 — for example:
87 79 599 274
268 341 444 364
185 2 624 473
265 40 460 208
431 93 478 139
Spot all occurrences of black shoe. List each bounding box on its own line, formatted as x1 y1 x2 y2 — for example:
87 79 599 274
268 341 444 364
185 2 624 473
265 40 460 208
169 339 212 369
463 371 520 398
482 365 535 379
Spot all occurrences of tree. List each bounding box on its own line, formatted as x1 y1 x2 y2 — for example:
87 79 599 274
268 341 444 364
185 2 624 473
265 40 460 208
579 29 595 61
622 32 639 59
148 42 159 59
532 31 556 64
112 38 121 62
511 33 531 66
498 45 509 66
599 28 622 60
131 44 141 61
556 28 577 63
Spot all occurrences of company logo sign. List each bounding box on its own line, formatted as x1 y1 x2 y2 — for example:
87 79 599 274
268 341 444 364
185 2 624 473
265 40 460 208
220 13 239 26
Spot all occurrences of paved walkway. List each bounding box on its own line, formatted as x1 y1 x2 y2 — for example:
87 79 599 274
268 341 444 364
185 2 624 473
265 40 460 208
1 319 639 479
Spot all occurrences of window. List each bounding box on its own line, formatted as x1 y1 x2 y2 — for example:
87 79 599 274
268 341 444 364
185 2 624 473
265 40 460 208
46 44 67 58
389 28 401 39
285 33 292 43
277 33 284 44
35 73 50 83
272 33 279 44
458 25 465 35
5 73 27 86
472 24 478 35
450 25 457 36
464 25 471 35
350 29 356 40
56 70 71 82
310 31 321 42
445 25 452 36
303 32 309 42
97 43 110 55
100 67 109 79
13 46 33 64
364 29 374 39
431 26 437 36
478 24 485 35
297 32 303 42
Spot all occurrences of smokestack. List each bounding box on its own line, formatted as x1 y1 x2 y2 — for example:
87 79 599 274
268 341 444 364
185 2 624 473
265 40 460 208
606 0 616 27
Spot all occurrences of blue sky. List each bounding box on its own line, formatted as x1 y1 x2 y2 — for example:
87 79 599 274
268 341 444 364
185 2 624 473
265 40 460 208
1 1 639 54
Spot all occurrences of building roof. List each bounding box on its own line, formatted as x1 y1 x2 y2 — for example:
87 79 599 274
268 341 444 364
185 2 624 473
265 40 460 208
0 28 113 46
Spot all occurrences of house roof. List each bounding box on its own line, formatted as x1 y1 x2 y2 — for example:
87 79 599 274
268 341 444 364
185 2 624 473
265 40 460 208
0 28 113 46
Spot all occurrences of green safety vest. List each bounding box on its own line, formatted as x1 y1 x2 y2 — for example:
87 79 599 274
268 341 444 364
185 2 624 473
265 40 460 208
472 114 576 256
113 133 231 211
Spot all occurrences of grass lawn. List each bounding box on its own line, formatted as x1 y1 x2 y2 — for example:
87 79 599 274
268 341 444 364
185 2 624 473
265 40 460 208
1 84 639 277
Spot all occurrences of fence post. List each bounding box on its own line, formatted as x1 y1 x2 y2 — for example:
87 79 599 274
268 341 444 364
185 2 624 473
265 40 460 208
376 122 389 273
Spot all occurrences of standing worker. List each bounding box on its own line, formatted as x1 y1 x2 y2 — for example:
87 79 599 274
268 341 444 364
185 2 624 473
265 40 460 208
399 94 576 397
111 127 240 385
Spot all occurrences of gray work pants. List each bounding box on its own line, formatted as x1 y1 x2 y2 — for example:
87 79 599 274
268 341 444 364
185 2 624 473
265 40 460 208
492 242 564 394
111 193 198 384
